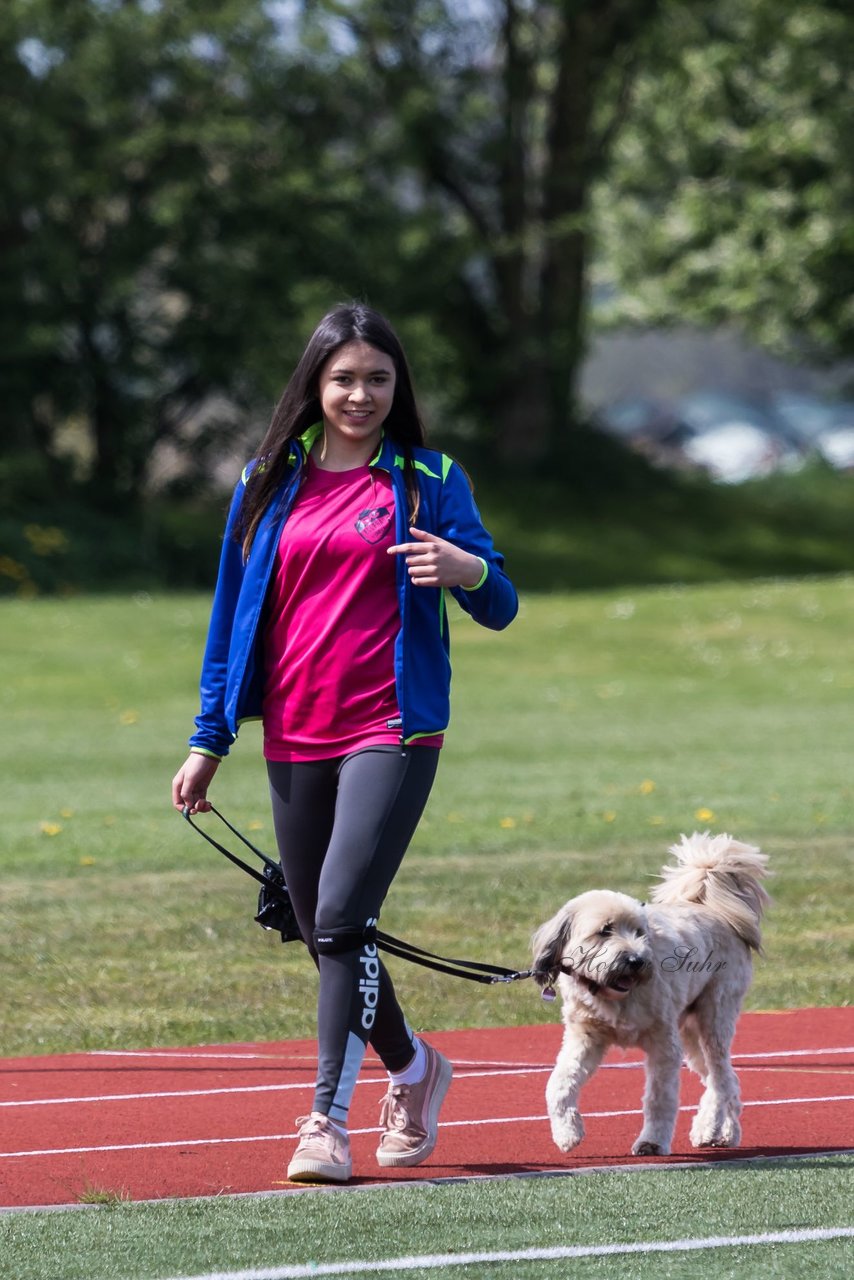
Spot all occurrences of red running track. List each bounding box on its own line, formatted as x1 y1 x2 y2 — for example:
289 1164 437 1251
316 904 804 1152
1 1007 852 1208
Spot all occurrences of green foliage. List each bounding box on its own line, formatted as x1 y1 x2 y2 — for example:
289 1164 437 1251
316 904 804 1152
3 0 854 521
305 0 665 459
479 453 854 591
0 448 224 594
599 0 854 364
2 0 672 505
0 0 453 506
2 434 852 596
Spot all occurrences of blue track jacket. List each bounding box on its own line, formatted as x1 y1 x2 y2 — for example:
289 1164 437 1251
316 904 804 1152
189 429 518 759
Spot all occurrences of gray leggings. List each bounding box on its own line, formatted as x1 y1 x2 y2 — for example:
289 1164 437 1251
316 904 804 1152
267 745 439 1124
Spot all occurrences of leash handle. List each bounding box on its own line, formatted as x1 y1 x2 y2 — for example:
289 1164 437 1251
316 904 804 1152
181 806 279 893
207 805 280 871
180 806 534 985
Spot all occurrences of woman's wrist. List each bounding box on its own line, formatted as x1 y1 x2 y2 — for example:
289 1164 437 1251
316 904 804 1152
461 556 488 591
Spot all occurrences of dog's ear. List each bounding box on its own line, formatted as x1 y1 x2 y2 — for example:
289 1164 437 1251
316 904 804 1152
531 905 574 988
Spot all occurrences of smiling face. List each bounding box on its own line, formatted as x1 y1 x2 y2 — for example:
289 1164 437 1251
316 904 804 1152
316 340 397 467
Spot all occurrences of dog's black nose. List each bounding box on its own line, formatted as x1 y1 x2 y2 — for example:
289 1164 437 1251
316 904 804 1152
626 955 645 970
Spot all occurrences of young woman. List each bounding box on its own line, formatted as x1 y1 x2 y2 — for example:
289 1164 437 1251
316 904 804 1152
172 303 518 1183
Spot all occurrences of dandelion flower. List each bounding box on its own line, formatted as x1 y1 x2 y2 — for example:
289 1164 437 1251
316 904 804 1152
695 807 715 823
638 779 656 795
119 709 139 725
40 821 62 836
603 811 617 823
500 817 517 829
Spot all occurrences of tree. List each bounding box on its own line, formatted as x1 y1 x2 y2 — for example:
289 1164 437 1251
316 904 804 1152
598 0 854 369
302 0 663 464
0 0 418 508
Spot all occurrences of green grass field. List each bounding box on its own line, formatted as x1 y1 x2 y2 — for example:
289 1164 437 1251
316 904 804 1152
2 1158 853 1280
1 578 852 1278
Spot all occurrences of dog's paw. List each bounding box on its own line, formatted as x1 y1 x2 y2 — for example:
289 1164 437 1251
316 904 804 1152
690 1120 741 1149
632 1137 670 1156
549 1107 585 1152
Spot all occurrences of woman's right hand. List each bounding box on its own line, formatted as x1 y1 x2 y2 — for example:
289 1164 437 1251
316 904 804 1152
172 753 220 814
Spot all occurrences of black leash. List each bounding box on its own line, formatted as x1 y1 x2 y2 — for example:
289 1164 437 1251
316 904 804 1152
181 806 535 986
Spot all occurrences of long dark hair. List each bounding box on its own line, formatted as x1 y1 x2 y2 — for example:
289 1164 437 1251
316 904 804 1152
238 303 427 557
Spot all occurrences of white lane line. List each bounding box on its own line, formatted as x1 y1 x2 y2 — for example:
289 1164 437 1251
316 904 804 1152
3 1093 853 1159
733 1045 854 1061
152 1226 854 1280
0 1082 336 1109
84 1050 316 1062
83 1050 556 1068
5 1043 852 1110
76 1043 854 1063
0 1067 548 1110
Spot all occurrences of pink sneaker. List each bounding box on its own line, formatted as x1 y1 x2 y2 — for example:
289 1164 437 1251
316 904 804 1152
287 1113 352 1184
376 1044 452 1168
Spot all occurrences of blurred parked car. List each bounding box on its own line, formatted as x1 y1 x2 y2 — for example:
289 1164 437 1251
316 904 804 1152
674 390 804 483
770 391 840 444
594 396 693 468
681 422 786 484
816 426 854 471
594 385 854 481
771 392 854 470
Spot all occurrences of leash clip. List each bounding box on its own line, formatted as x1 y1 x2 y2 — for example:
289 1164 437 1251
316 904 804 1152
490 969 533 985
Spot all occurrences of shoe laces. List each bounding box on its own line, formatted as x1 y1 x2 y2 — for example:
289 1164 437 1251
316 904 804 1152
379 1083 412 1132
295 1113 334 1139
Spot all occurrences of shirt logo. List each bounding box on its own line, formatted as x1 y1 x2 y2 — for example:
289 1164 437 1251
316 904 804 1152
355 506 392 544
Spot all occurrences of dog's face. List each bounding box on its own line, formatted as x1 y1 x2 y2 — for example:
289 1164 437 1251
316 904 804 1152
532 890 653 1002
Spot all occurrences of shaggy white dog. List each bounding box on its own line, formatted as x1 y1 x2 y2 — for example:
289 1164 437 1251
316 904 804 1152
532 833 769 1156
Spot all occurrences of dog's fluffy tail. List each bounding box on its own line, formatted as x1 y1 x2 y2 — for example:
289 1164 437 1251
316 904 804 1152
650 832 770 952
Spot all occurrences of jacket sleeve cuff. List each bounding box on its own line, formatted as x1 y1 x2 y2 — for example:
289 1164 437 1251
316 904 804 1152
189 746 224 762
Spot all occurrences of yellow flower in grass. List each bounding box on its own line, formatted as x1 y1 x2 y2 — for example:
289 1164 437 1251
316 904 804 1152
40 821 62 836
79 856 96 867
248 819 264 831
60 808 75 819
695 807 715 823
603 811 617 823
648 816 664 826
499 816 517 829
119 709 139 725
638 779 656 795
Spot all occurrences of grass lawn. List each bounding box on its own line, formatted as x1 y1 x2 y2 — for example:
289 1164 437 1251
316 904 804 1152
1 1157 852 1280
1 576 851 1057
1 578 852 1280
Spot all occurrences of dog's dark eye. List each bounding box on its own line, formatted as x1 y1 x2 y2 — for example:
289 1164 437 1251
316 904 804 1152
599 923 613 937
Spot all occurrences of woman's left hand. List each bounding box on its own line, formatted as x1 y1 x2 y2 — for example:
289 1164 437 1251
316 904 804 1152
388 526 484 589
